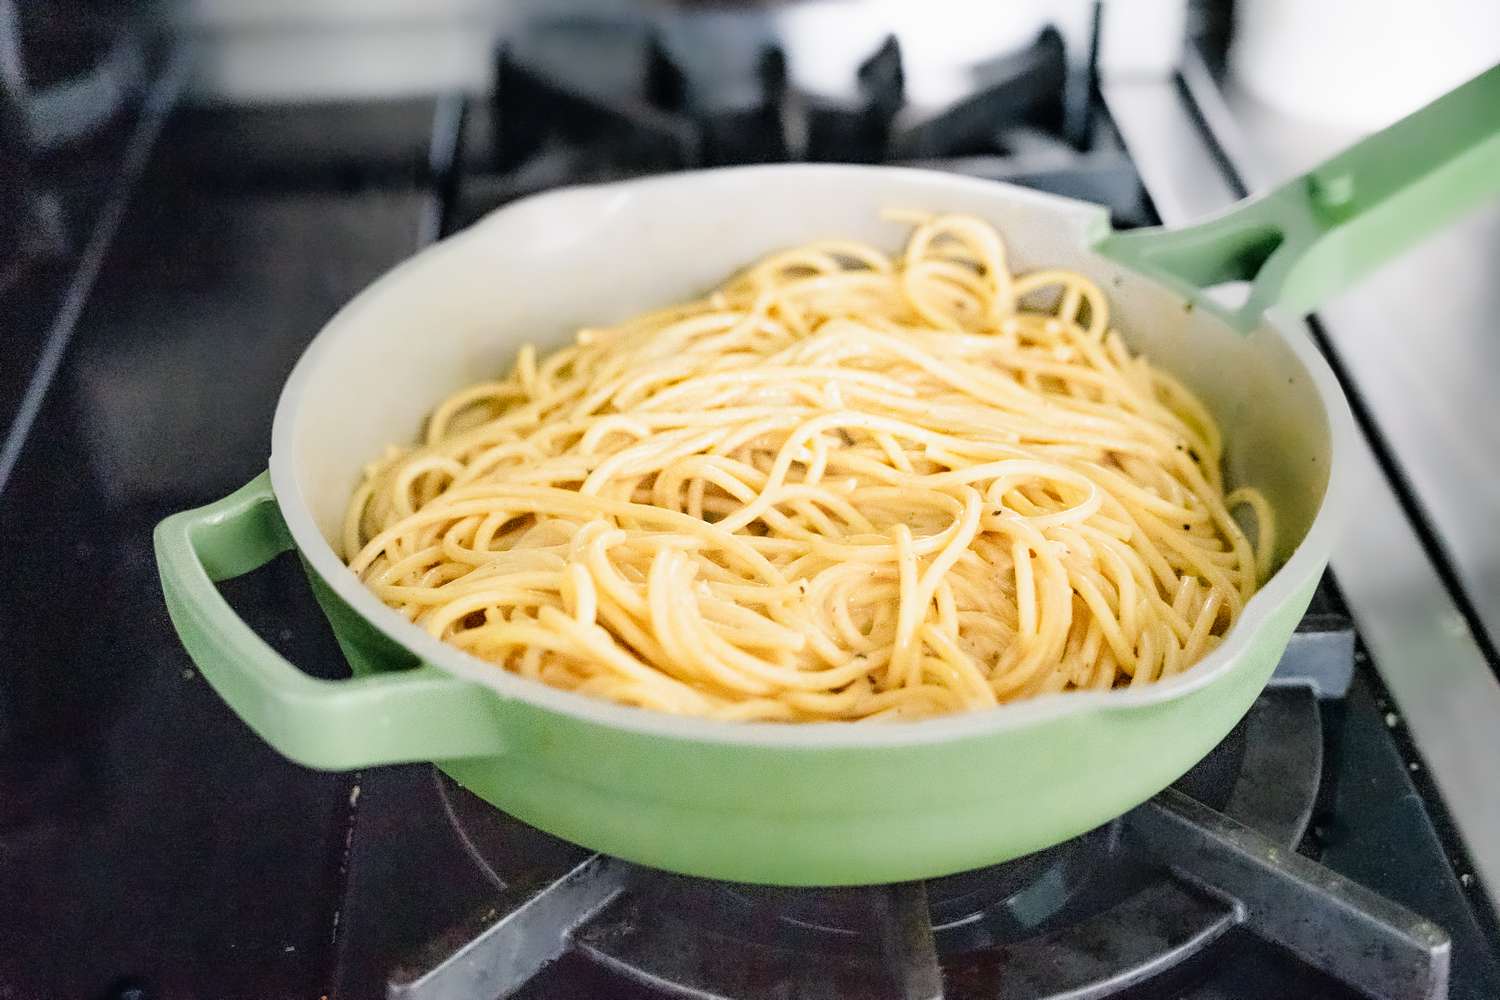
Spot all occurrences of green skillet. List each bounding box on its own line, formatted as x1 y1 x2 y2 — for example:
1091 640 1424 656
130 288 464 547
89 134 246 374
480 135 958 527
155 66 1499 885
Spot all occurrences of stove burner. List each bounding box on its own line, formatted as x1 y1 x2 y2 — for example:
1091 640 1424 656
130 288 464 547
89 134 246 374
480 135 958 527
401 687 1449 1000
685 822 1115 944
453 18 1168 235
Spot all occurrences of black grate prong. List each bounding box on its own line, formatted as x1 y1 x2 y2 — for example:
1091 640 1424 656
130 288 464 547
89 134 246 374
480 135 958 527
1128 788 1451 1000
387 854 627 1000
872 882 944 1000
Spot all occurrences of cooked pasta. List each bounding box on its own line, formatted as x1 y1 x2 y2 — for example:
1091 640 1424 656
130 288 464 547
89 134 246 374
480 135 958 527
343 213 1272 722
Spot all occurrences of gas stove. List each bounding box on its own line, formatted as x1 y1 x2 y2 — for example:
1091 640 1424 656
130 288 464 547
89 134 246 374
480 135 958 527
1 9 1497 1000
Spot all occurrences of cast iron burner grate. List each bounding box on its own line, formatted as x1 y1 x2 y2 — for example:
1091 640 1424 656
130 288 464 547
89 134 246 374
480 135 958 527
385 685 1448 1000
455 17 1154 233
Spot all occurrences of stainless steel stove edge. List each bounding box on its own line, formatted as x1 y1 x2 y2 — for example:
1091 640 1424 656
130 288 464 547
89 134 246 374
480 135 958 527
1101 56 1500 929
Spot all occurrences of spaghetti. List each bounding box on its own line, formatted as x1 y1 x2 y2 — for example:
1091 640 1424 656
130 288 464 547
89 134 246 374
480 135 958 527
343 214 1272 722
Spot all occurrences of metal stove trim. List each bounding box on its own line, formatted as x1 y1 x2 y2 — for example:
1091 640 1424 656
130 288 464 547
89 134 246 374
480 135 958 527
1102 58 1500 927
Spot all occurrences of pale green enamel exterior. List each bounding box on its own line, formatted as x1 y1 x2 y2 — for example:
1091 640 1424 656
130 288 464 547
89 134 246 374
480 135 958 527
434 613 1299 885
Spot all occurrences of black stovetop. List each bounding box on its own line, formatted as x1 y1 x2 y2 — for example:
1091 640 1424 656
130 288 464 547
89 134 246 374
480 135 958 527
1 23 1497 1000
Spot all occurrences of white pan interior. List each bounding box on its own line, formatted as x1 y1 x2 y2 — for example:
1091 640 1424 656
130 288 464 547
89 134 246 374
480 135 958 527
268 164 1350 744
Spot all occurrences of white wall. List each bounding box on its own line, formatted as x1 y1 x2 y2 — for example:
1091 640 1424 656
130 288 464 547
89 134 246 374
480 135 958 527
171 0 513 103
171 0 1187 106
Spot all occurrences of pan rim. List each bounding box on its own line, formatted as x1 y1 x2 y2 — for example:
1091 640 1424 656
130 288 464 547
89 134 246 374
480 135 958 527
268 163 1355 749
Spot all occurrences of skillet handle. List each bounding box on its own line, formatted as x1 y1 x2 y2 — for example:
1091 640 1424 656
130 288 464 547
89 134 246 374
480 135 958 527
154 472 508 770
1094 62 1500 331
